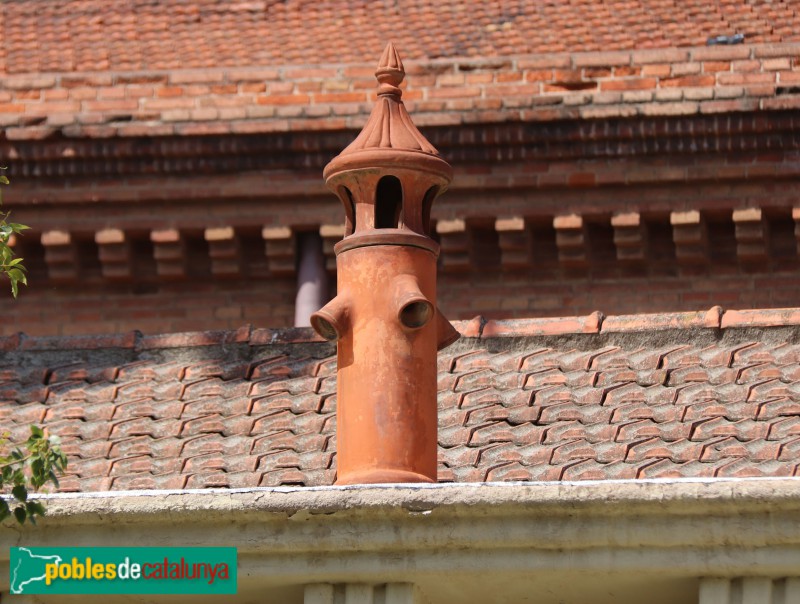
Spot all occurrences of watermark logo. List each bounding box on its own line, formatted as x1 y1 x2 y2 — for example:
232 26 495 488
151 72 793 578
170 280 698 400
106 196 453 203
10 547 237 594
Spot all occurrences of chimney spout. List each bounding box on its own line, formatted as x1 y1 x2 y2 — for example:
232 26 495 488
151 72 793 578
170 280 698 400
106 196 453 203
310 294 350 342
313 43 459 485
394 274 433 330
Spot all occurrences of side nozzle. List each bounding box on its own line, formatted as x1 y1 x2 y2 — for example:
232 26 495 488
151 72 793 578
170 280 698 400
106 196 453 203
436 307 460 350
394 275 433 330
310 294 351 341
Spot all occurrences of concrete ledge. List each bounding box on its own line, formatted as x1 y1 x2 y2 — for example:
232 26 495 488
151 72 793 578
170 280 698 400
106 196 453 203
2 478 799 599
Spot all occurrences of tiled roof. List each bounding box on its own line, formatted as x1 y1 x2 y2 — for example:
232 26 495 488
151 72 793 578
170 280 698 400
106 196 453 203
2 0 799 74
2 307 799 492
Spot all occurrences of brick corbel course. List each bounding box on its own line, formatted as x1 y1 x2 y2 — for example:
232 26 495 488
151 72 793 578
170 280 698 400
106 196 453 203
495 216 531 270
150 228 188 278
205 226 242 277
671 210 709 267
794 207 800 257
40 229 79 282
611 211 647 263
95 227 132 280
436 219 470 273
319 224 344 274
732 207 769 264
553 214 588 269
262 226 296 276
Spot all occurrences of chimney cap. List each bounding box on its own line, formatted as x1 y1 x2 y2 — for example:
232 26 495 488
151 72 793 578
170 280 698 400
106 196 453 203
323 42 453 184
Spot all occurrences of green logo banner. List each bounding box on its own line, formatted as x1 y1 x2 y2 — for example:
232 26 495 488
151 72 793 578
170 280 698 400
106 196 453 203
10 547 237 594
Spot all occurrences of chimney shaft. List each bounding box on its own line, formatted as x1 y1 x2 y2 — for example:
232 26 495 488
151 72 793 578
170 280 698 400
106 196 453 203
311 43 459 485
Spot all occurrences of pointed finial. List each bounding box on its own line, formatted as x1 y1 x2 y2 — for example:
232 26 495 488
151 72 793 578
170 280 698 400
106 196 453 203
375 42 405 97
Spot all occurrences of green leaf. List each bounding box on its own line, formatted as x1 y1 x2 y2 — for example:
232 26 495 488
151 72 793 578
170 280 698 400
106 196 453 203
0 175 8 185
13 506 26 524
26 500 45 517
0 498 9 519
30 425 43 438
12 484 27 502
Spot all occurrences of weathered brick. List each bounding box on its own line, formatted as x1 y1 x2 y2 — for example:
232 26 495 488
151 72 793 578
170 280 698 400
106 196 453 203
631 48 691 64
700 99 759 114
639 101 698 116
753 43 800 58
496 72 523 83
313 92 366 104
683 87 714 101
256 94 311 106
731 60 761 73
614 66 641 77
761 96 800 110
583 67 611 78
641 64 671 77
156 86 184 98
429 86 483 99
61 75 114 88
691 46 751 61
69 87 97 100
600 78 657 91
142 97 196 110
169 70 225 84
15 90 41 100
671 63 702 77
2 75 57 90
703 61 731 73
240 82 267 93
466 72 493 84
762 58 791 71
654 88 683 102
717 72 776 86
82 99 138 112
43 89 70 100
0 103 25 113
714 86 744 99
437 73 466 86
572 50 631 68
284 67 338 80
189 107 219 121
517 55 572 69
25 101 80 114
226 68 280 82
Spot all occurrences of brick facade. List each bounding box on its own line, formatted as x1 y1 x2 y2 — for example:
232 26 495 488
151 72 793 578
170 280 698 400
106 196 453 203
2 21 800 336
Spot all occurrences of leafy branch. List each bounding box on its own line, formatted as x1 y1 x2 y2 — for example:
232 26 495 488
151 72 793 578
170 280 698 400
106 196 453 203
0 170 29 297
1 426 68 524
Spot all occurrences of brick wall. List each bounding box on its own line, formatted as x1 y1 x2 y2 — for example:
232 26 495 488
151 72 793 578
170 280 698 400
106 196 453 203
2 43 800 336
2 278 296 337
2 43 800 140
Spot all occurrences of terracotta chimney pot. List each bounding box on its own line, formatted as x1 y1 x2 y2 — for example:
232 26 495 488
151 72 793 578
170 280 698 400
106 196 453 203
311 43 460 485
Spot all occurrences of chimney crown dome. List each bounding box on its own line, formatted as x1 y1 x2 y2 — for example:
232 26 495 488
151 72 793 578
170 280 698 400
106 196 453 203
324 43 452 240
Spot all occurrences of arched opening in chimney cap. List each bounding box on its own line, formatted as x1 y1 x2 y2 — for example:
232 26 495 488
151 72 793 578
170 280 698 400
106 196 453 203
421 185 439 236
375 175 403 229
338 186 357 236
